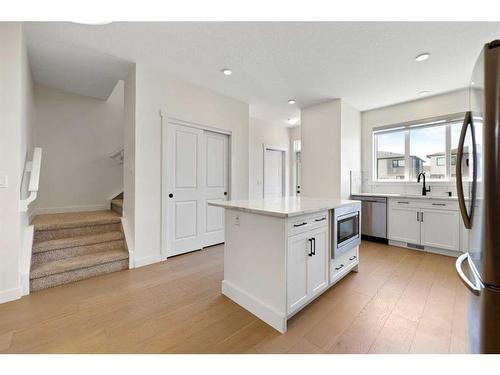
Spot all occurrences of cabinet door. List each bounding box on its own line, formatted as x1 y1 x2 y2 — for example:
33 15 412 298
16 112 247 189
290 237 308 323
287 233 309 313
420 209 460 251
307 226 329 298
388 206 420 244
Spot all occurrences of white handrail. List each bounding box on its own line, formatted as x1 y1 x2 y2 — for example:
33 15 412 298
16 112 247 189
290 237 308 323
20 147 42 212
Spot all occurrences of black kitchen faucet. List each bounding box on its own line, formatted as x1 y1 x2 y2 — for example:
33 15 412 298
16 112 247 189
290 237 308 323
417 172 431 196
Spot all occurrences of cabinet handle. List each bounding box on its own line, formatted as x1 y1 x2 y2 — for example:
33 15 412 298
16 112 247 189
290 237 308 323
349 255 357 261
314 217 326 222
421 212 424 222
335 264 344 271
397 201 410 204
308 238 313 256
432 203 446 206
312 237 316 255
294 222 308 227
417 211 420 222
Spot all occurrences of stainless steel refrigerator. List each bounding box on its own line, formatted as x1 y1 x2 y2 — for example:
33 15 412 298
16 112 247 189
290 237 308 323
455 39 500 354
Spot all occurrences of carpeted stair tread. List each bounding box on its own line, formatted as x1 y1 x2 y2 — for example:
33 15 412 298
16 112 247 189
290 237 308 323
111 199 123 208
32 210 121 231
33 231 124 253
30 249 129 279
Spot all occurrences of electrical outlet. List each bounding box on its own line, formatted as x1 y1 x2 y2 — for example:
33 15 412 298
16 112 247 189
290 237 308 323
0 175 8 188
235 215 240 226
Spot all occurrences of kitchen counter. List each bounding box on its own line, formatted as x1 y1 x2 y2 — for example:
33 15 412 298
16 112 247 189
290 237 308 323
351 192 462 201
209 196 359 218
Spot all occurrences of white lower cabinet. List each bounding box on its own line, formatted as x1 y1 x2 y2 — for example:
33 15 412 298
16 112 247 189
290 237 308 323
388 198 462 255
287 225 328 314
420 209 460 250
388 205 420 244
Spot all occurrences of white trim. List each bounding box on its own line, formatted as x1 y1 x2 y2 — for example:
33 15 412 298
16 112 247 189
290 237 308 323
0 287 21 305
161 112 233 261
388 239 461 258
134 254 163 268
222 280 287 333
262 144 288 198
32 204 109 216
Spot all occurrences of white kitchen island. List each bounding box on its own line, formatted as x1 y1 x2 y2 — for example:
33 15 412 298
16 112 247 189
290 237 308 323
209 197 361 333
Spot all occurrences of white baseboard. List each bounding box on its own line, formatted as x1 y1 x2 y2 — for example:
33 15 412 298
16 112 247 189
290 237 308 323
222 280 286 333
134 254 162 268
0 287 21 305
32 204 109 216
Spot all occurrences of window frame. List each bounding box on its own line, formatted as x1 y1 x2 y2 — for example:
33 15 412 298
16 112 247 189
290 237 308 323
372 113 466 182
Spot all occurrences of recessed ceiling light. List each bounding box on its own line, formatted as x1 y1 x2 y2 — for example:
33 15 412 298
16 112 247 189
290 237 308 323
71 21 114 25
221 68 232 76
288 99 296 105
415 53 430 62
418 91 430 96
287 118 299 125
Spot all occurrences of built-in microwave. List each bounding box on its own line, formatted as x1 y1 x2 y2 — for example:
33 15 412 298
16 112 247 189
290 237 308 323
332 204 361 259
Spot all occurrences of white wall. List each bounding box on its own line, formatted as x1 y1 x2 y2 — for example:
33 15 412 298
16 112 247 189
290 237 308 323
133 66 249 267
249 118 290 199
33 82 124 214
288 126 301 196
361 89 469 196
0 23 34 303
122 66 136 257
341 102 361 199
301 100 342 198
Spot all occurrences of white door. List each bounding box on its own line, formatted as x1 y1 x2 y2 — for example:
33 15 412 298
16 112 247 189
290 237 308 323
264 148 285 198
167 124 204 256
287 233 309 314
202 131 229 247
166 123 229 257
307 226 329 298
388 206 420 244
420 209 460 251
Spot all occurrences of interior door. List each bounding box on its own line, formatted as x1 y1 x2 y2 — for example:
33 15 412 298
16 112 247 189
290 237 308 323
264 148 284 198
202 131 229 247
167 124 204 256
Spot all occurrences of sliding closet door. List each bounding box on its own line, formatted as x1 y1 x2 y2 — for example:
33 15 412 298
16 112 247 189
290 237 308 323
166 123 229 257
202 130 229 247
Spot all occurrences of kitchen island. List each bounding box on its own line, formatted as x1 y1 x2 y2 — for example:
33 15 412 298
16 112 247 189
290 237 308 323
209 197 361 333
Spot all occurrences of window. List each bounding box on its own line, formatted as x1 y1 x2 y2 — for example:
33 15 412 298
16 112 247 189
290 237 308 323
374 130 406 180
373 114 467 182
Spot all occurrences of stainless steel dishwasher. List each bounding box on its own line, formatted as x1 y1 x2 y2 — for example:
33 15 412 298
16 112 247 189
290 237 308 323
351 195 387 242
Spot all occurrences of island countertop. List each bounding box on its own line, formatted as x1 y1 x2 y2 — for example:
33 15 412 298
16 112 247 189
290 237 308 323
208 196 360 218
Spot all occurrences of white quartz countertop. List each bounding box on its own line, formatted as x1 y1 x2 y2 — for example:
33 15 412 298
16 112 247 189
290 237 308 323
351 192 462 201
208 197 360 218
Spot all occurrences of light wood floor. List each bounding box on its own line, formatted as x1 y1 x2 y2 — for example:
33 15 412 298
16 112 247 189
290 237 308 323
0 241 468 354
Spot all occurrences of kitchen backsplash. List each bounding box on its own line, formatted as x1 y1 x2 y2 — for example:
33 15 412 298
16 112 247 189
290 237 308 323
350 171 471 198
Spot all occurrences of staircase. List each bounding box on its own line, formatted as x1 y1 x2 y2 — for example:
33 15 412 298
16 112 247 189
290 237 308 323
111 192 123 215
30 197 128 292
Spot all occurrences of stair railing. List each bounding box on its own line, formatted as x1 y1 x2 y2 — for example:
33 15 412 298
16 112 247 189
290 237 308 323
19 147 42 212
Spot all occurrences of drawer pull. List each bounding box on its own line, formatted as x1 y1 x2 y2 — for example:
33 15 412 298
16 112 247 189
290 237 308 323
293 222 308 227
349 255 357 261
397 201 410 204
335 264 344 271
315 217 326 222
432 203 446 206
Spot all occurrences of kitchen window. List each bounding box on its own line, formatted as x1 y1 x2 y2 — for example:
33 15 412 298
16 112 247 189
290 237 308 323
373 113 466 182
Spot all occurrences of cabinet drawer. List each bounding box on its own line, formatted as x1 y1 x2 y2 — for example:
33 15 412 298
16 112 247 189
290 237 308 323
419 200 458 211
331 247 358 278
288 211 328 237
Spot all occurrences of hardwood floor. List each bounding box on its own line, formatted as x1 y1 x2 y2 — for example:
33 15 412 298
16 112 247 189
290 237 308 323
0 241 468 353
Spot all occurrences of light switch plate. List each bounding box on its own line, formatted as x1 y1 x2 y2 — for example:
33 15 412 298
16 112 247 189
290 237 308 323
0 175 8 188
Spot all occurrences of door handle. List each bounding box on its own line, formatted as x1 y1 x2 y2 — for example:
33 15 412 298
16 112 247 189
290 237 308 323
456 111 476 229
224 192 227 196
455 253 481 296
168 193 174 198
308 238 313 257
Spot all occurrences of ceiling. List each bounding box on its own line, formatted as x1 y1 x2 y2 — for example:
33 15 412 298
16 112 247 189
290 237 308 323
24 22 500 126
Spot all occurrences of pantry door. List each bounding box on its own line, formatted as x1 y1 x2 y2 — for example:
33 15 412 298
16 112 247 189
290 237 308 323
165 122 229 257
263 146 286 198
